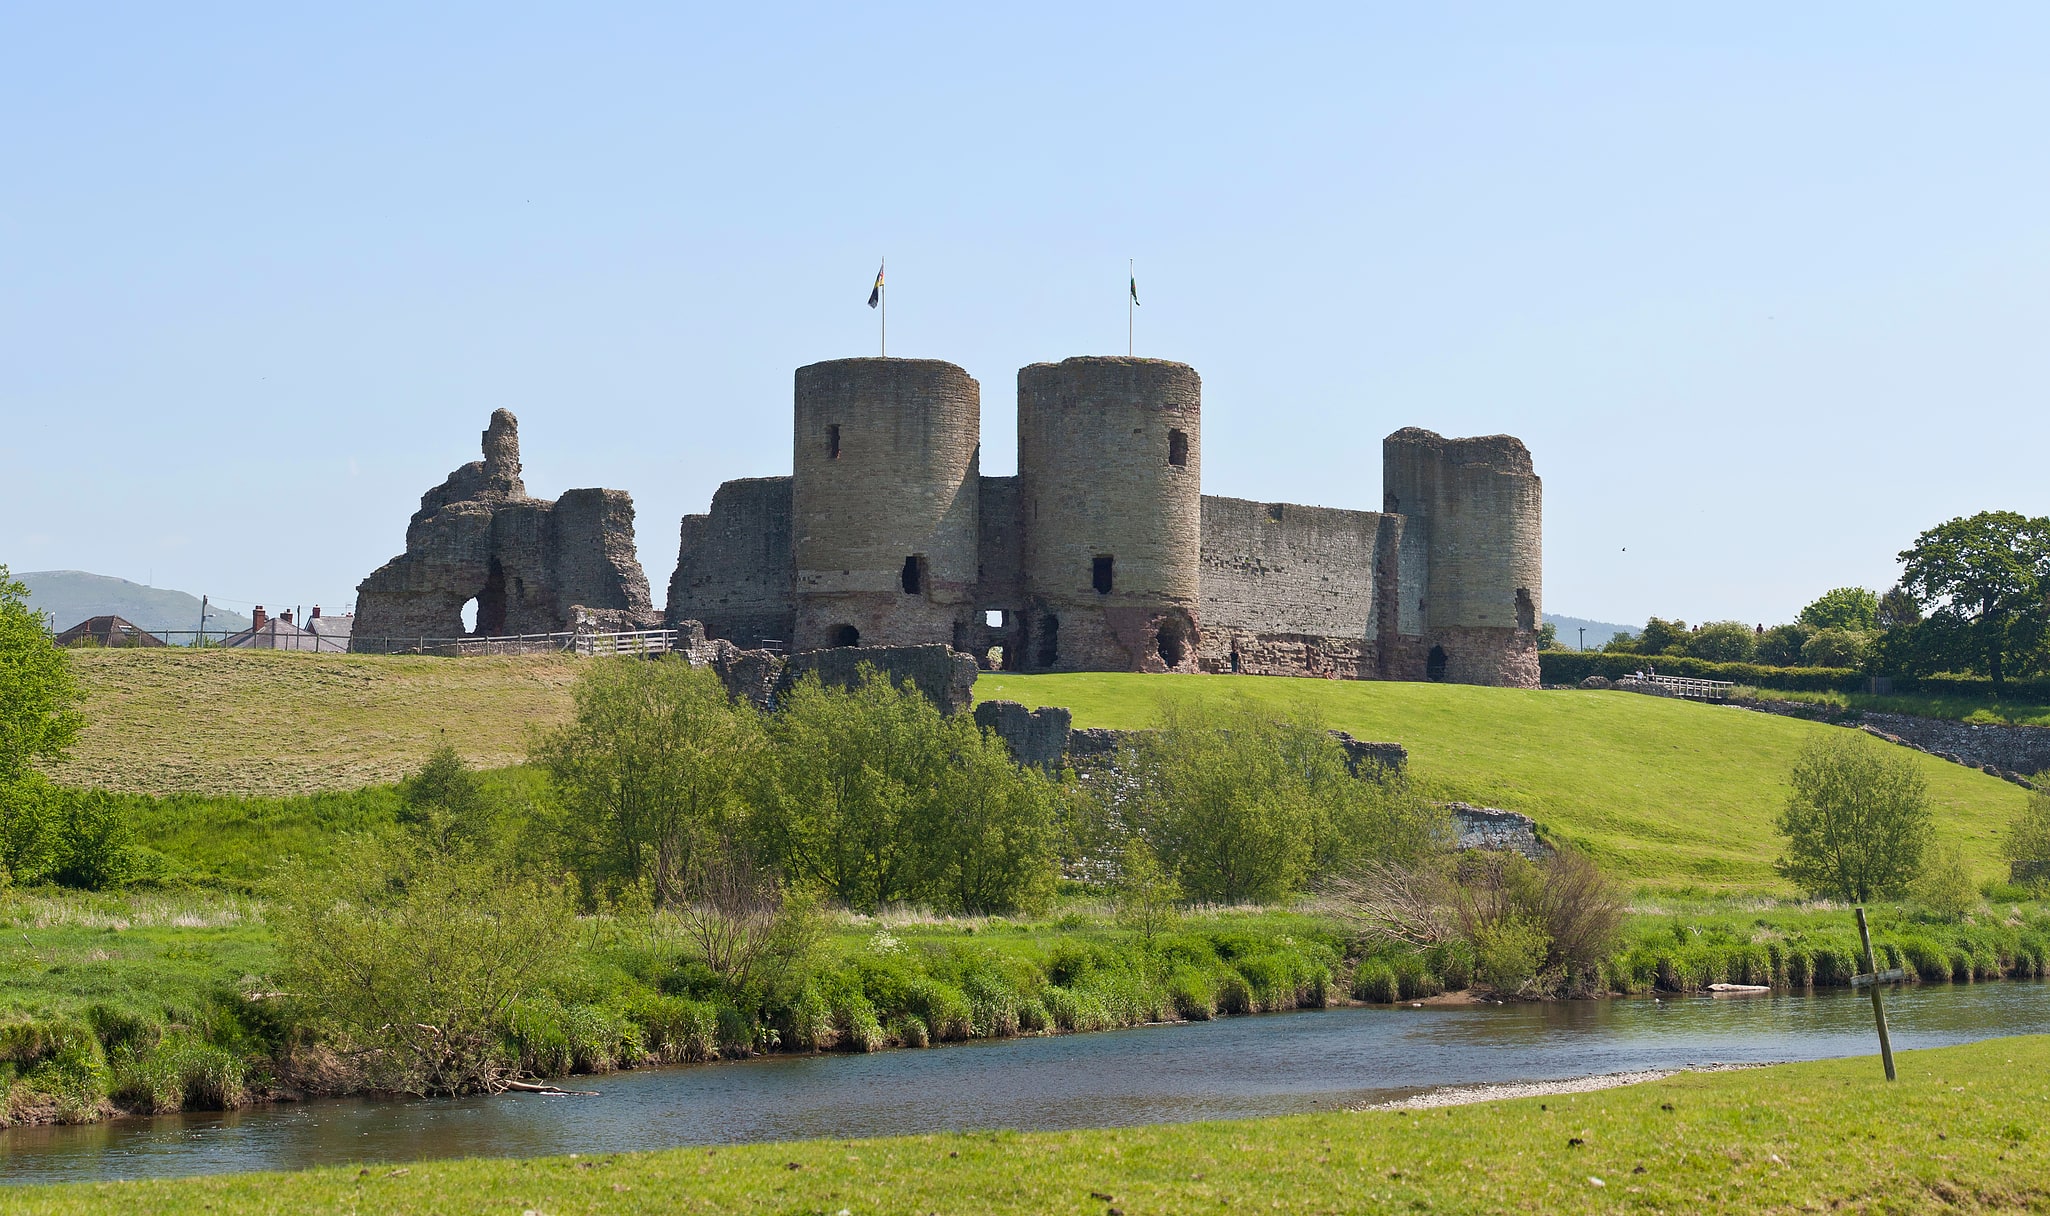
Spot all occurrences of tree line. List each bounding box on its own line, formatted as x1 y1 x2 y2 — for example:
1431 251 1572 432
1583 510 2050 691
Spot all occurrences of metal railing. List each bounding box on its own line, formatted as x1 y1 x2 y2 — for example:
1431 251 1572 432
1648 674 1735 702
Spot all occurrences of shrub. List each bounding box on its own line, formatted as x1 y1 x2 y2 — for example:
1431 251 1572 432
1913 841 1979 921
1166 968 1215 1020
1803 628 1872 670
1756 624 1816 668
1471 917 1551 996
2002 786 2050 890
1351 962 1398 1004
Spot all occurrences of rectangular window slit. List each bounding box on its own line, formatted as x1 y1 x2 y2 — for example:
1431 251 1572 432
1092 555 1114 595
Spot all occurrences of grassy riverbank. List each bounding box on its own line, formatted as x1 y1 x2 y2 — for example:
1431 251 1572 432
1744 685 2050 728
14 1035 2048 1214
978 672 2028 894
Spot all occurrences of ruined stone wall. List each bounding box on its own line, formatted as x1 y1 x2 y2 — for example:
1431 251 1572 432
665 476 795 649
963 474 1027 664
790 358 981 652
1017 357 1201 673
1197 496 1385 677
1381 428 1542 688
353 410 654 648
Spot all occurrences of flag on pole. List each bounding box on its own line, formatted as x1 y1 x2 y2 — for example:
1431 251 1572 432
1129 272 1139 306
868 263 885 308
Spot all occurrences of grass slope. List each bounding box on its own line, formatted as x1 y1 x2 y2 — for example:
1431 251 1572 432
54 649 581 796
977 673 2028 894
15 1036 2047 1214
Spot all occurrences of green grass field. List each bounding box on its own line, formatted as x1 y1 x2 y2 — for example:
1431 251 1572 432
13 1035 2046 1215
52 649 581 796
977 673 2031 894
1756 686 2050 728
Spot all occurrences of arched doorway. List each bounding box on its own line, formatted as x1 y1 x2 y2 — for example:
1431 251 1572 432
1426 644 1449 682
829 624 861 647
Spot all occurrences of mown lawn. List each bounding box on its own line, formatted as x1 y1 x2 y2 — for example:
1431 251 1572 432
977 673 2031 895
14 1035 2047 1214
52 649 581 796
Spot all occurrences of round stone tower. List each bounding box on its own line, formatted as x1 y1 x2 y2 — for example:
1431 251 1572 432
1381 428 1542 687
1016 356 1202 672
790 357 982 651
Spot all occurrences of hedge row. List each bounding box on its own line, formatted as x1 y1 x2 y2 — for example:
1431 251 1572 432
1539 652 2050 702
1538 651 1864 692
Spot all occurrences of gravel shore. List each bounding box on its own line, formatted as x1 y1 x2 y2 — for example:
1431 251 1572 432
1358 1062 1778 1111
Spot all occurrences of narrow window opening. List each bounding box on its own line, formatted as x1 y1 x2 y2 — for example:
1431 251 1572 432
1266 503 1285 523
1230 648 1243 674
1515 588 1536 632
901 555 925 595
1168 429 1189 467
1037 615 1060 669
1092 555 1114 595
984 609 1005 628
829 624 861 648
1426 644 1449 682
461 598 479 635
827 424 841 459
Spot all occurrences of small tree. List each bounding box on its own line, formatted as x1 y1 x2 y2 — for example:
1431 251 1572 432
1877 584 1923 630
1911 841 1977 922
930 718 1059 915
1636 617 1689 656
1800 587 1880 633
398 743 502 855
1774 733 1932 902
0 567 85 885
1111 837 1182 945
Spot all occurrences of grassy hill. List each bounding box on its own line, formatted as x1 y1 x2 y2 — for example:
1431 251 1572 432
54 651 2030 893
976 672 2029 895
52 648 580 796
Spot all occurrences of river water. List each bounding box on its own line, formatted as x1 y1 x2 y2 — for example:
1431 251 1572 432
4 981 2045 1185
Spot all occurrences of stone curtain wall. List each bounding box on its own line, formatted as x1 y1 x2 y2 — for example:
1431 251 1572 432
790 358 983 652
353 411 655 648
1017 357 1203 673
1382 428 1543 688
1197 496 1387 677
665 476 795 649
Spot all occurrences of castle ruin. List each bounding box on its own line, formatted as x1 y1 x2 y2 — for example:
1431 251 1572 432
663 355 1543 687
352 409 655 645
353 357 1540 686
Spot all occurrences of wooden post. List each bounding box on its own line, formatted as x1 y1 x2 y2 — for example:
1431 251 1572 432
1855 907 1897 1081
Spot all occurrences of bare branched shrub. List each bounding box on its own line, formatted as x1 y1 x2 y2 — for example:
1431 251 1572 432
1319 860 1453 949
1452 847 1622 997
678 845 784 992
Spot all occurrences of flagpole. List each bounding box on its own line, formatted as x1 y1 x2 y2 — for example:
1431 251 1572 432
880 259 887 358
1128 259 1134 356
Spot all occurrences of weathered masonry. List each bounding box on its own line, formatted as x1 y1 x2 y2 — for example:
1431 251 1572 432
666 355 1543 687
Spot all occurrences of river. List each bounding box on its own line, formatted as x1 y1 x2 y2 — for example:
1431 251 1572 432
4 980 2045 1186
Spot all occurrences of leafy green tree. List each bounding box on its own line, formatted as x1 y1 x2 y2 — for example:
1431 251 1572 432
1 567 85 881
1111 837 1182 945
1801 628 1871 670
270 837 576 1095
1685 620 1757 663
1897 511 2050 691
1774 733 1932 902
930 722 1059 915
1911 840 1977 922
1799 587 1880 633
532 656 764 907
1535 622 1560 650
1636 617 1689 656
1755 623 1815 667
756 669 955 911
49 790 138 890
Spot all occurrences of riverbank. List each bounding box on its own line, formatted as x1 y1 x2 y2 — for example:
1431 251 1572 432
12 1035 2047 1213
5 886 2048 1131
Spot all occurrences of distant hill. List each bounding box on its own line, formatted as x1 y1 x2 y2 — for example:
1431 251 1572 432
1544 613 1634 651
15 570 252 640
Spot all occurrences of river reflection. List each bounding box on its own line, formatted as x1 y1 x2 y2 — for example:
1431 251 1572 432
4 980 2045 1185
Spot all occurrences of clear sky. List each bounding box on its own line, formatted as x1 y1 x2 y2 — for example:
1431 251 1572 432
4 4 2046 630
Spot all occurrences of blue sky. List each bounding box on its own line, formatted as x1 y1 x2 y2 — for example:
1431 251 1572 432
4 5 2046 629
